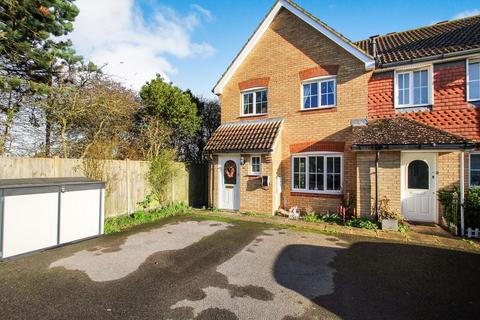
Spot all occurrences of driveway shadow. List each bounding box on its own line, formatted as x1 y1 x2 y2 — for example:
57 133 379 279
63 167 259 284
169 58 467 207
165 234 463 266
274 242 480 320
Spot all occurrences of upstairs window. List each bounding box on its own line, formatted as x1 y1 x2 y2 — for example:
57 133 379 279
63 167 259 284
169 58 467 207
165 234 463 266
468 60 480 101
302 77 336 109
395 68 431 108
242 89 267 116
292 153 342 193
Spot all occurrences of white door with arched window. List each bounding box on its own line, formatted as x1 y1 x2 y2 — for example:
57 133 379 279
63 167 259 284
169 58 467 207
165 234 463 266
401 152 437 222
218 156 240 210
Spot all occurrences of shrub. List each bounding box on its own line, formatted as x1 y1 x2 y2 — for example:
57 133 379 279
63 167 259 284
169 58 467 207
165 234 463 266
438 186 460 225
104 202 187 234
345 217 379 230
465 188 480 227
147 149 179 207
377 197 402 221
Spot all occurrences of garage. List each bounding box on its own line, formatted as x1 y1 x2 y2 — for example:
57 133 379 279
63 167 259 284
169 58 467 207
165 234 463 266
0 177 105 259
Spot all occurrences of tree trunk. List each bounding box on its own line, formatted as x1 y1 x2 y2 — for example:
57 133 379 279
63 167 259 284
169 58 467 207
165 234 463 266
0 109 15 156
61 118 67 158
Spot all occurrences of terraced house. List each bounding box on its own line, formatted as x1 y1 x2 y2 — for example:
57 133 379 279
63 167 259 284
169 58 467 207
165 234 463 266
205 0 480 225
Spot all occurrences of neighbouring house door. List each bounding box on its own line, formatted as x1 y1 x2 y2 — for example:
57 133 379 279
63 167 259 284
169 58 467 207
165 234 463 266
218 156 240 210
401 152 437 222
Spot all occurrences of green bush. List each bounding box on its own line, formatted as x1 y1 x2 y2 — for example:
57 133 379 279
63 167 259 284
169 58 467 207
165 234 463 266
465 188 480 227
438 186 460 225
104 202 187 234
147 149 179 207
345 217 379 230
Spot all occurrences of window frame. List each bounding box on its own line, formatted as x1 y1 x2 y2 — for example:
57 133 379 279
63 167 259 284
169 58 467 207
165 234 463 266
291 152 343 194
467 58 480 102
394 66 433 108
240 87 268 116
300 76 337 110
250 155 261 176
469 152 480 188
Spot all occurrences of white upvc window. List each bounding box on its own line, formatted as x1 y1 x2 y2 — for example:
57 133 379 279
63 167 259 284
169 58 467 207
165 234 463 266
470 153 480 187
395 67 432 108
250 155 261 175
291 153 343 194
467 59 480 101
301 77 336 110
242 88 267 116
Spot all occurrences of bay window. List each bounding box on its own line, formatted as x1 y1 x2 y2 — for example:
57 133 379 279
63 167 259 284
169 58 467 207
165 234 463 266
302 77 336 109
468 60 480 101
395 68 431 107
242 89 267 116
292 154 342 193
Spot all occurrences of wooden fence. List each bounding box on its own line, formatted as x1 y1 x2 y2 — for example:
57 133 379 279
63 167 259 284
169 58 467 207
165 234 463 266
0 157 190 217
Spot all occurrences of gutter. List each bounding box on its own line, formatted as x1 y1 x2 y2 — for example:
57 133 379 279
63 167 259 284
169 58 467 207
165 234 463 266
351 142 476 151
377 48 480 69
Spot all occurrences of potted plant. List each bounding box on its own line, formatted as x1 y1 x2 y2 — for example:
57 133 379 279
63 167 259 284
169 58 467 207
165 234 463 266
378 197 402 231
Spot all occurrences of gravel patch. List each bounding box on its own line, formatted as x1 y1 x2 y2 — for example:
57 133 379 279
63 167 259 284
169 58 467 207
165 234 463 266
49 220 231 282
171 229 347 319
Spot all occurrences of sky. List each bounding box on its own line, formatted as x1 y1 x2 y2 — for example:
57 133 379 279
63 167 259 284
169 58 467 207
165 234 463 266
69 0 480 99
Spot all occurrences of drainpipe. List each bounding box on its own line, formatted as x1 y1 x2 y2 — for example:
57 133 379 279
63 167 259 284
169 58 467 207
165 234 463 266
460 151 465 236
375 150 380 221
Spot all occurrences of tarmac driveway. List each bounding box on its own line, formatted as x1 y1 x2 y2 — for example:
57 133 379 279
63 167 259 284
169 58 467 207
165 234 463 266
0 216 479 320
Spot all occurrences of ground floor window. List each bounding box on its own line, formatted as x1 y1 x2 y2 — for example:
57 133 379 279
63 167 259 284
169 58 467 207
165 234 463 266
292 153 342 193
250 155 261 175
470 153 480 187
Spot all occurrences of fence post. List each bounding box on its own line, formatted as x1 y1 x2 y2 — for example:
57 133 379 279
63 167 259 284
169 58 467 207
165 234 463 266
126 159 131 214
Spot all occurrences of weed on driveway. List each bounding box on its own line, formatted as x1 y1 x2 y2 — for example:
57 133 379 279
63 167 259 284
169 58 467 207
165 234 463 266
0 215 479 319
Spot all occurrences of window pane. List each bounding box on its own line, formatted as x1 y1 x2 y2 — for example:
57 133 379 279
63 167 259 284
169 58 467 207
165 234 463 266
303 83 318 109
470 80 480 100
469 62 480 82
471 170 480 187
243 93 253 114
334 157 341 173
311 95 318 108
304 96 310 109
311 83 318 95
224 160 237 185
251 156 260 173
413 70 428 105
327 157 334 173
398 73 410 105
308 156 324 191
408 160 429 189
293 157 306 189
471 154 480 170
255 90 267 114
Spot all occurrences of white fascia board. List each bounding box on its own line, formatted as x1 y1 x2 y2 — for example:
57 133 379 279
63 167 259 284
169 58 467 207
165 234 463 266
213 0 375 95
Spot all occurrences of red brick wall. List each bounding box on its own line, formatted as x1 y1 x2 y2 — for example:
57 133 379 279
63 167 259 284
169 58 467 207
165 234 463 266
367 60 480 140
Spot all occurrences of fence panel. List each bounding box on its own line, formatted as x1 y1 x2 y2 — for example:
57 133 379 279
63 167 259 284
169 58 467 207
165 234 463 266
0 157 190 217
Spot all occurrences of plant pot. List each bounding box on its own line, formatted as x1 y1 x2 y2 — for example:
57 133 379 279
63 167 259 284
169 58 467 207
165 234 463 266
381 219 398 231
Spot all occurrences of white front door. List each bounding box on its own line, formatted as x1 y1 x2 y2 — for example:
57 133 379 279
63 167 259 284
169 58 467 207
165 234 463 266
218 156 240 210
401 152 437 222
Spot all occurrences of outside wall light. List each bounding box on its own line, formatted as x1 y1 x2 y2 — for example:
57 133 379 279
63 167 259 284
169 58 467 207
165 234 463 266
240 156 245 165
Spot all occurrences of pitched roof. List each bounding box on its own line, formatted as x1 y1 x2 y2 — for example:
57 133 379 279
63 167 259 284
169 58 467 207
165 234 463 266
212 0 374 95
355 15 480 66
351 117 474 150
204 118 283 153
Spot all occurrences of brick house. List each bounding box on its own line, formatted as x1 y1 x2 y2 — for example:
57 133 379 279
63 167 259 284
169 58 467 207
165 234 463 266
204 0 480 226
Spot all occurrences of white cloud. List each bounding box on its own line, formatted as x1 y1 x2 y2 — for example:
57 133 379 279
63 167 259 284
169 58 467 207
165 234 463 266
452 9 480 20
190 4 213 22
69 0 215 90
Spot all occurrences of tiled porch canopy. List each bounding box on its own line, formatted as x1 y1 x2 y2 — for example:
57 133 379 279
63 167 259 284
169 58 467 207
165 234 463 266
351 117 476 150
204 118 283 154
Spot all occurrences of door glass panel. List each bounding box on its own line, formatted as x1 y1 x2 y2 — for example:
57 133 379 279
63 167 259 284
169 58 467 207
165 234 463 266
224 160 237 185
408 160 429 189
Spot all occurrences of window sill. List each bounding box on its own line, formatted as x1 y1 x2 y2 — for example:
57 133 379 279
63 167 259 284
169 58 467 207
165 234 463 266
468 98 480 102
394 104 431 109
299 106 336 113
247 174 261 177
238 114 267 119
291 191 343 198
